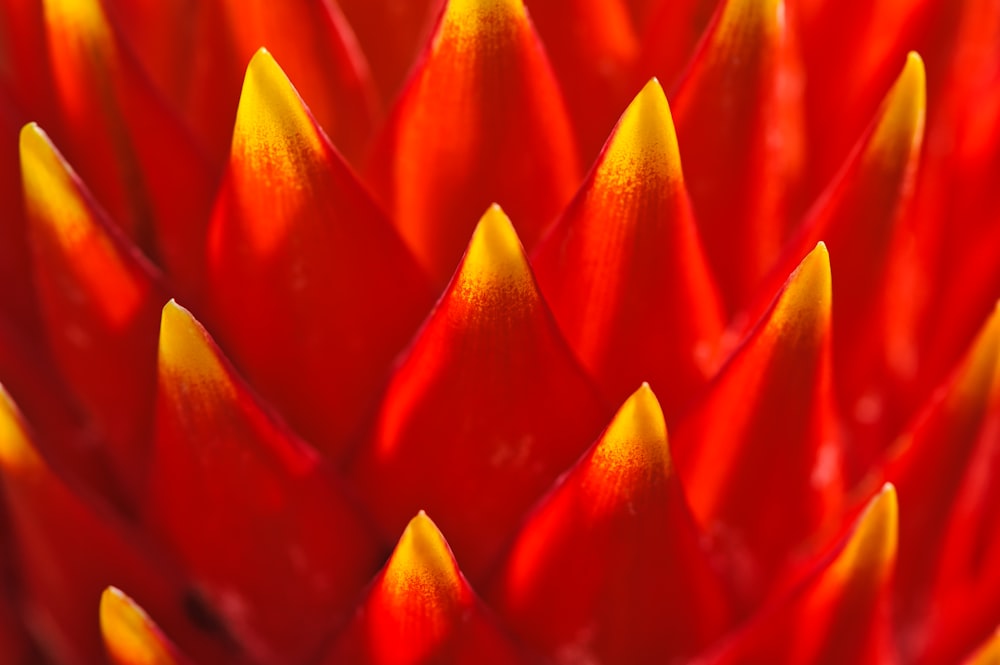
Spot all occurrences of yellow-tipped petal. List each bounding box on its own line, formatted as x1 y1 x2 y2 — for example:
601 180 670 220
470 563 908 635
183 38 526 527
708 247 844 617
965 626 1000 665
457 204 534 297
42 0 112 56
157 301 235 402
951 301 1000 405
598 78 683 189
716 0 783 40
866 52 926 168
593 383 671 477
0 387 40 472
444 0 526 38
829 484 899 584
383 511 464 607
100 587 182 665
19 123 89 243
770 242 832 340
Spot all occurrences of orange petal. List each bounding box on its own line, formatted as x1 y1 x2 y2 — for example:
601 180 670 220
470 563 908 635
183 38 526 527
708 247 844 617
673 243 845 603
670 0 807 310
885 303 1000 664
147 301 382 665
367 0 581 286
0 385 232 664
532 78 725 414
527 0 640 161
758 53 926 459
491 384 732 664
704 485 899 665
100 587 192 665
20 123 166 507
963 625 1000 665
321 512 528 665
103 0 377 166
38 0 215 299
350 206 609 581
206 50 434 460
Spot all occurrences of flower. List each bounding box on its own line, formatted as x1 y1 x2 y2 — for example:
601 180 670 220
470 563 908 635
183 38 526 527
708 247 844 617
0 0 999 663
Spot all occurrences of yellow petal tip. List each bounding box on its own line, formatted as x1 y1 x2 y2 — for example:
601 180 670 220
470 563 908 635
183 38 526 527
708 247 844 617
458 204 533 291
0 386 39 472
384 512 463 603
600 78 683 187
19 123 89 240
158 301 229 395
100 587 177 665
771 242 833 336
595 383 671 475
869 51 926 162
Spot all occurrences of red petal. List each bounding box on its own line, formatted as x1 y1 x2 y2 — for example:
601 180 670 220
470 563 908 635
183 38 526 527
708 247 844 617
349 206 609 581
322 512 528 665
885 303 1000 664
527 0 641 161
206 49 433 460
19 123 165 507
673 243 845 603
37 0 215 299
532 78 725 414
755 53 926 458
147 301 382 665
100 587 193 665
638 0 719 90
670 0 807 310
367 0 581 286
0 387 233 665
703 485 899 665
491 384 732 664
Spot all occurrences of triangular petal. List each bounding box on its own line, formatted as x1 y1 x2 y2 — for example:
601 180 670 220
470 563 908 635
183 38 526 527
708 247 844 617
37 0 215 298
321 512 528 665
0 386 233 665
533 78 725 414
670 0 807 309
492 384 732 664
100 587 193 665
673 243 845 603
367 0 581 286
19 123 166 506
703 485 899 665
350 206 609 581
147 301 382 665
206 50 434 460
885 303 1000 663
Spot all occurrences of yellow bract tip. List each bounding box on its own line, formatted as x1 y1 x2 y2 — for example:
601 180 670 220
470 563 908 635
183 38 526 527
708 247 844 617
599 78 683 188
0 386 40 472
952 300 1000 406
596 383 671 472
836 483 898 578
459 204 533 290
445 0 525 21
770 242 832 339
100 587 178 665
384 512 463 604
19 123 89 245
868 52 926 164
718 0 783 40
234 47 322 166
158 301 233 398
42 0 112 43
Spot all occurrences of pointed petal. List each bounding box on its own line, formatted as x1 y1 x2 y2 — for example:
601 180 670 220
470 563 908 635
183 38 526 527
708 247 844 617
527 0 640 160
670 0 807 309
885 303 1000 663
38 0 215 298
533 78 725 413
705 485 899 665
492 384 731 664
148 301 382 665
350 206 609 580
0 386 232 665
759 53 926 457
100 588 192 665
206 50 434 460
321 512 527 665
367 0 581 286
19 123 165 506
674 243 845 602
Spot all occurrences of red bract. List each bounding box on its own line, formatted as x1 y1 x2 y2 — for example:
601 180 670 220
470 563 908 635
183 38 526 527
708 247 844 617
0 0 999 664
